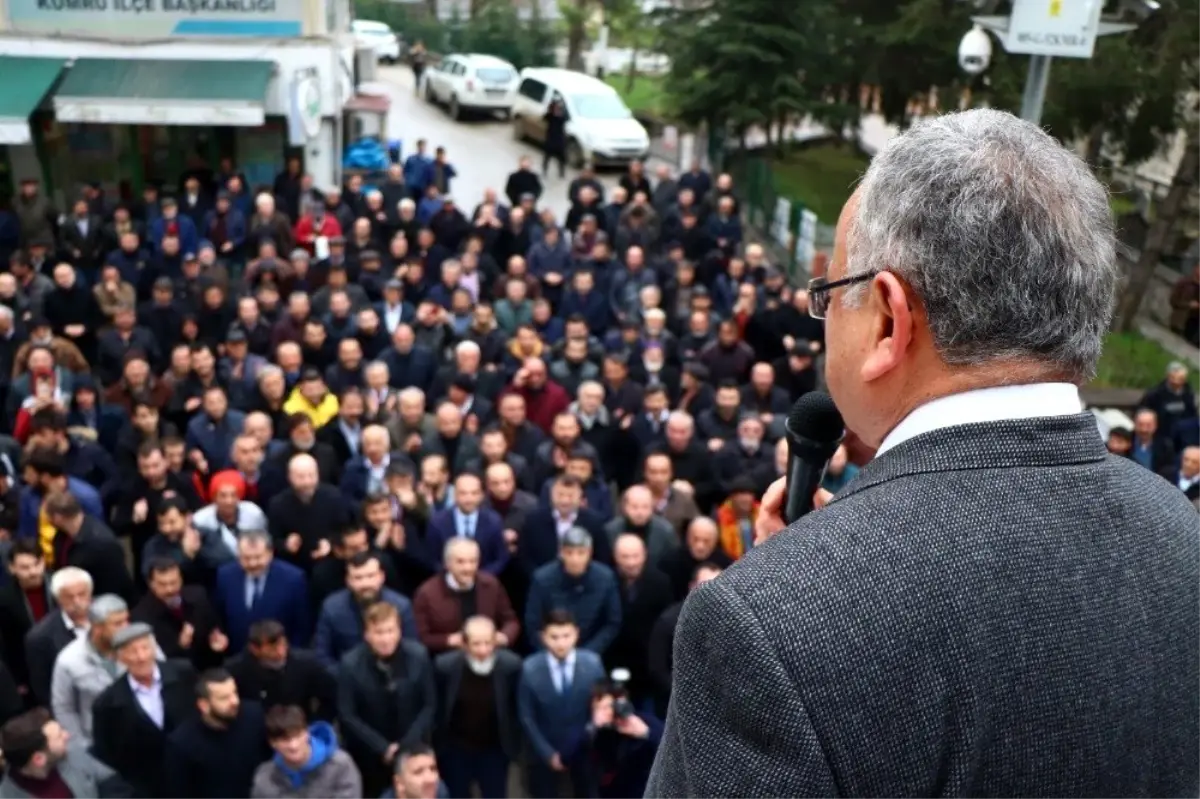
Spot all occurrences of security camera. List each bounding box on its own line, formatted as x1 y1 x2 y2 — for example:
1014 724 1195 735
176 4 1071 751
958 26 993 75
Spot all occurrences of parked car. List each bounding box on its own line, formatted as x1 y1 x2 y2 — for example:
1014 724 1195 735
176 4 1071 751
353 19 401 63
511 67 650 166
423 53 519 120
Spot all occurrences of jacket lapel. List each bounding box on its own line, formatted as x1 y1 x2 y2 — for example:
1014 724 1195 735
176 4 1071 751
832 414 1106 505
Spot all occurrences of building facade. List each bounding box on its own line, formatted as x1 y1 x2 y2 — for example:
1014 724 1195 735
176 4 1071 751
0 0 356 204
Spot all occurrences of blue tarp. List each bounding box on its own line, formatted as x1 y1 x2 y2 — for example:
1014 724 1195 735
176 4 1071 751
342 137 390 172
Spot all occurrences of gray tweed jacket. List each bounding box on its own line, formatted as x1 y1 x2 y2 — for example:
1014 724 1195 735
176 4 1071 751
646 415 1199 797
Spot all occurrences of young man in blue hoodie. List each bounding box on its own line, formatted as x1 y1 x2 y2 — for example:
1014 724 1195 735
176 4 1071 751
251 704 361 798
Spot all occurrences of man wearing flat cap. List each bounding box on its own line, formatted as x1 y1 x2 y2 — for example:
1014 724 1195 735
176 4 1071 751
90 622 197 798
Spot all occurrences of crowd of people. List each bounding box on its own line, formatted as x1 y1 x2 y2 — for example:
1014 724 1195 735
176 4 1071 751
0 146 829 799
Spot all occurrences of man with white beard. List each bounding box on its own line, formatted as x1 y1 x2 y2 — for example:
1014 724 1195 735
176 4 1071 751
431 616 521 798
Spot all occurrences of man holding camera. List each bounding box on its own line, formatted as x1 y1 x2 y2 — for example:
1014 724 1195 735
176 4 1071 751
563 677 663 798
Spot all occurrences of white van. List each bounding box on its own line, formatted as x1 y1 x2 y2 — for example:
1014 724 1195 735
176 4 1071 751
511 67 650 167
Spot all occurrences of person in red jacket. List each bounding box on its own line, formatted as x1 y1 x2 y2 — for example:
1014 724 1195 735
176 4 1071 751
507 357 569 434
292 202 342 256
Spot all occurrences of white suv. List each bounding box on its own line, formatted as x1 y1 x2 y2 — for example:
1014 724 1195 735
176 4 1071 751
423 53 519 120
511 67 650 166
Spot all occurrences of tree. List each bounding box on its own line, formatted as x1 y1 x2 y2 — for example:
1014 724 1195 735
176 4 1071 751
606 0 658 94
559 0 591 72
657 0 852 147
1116 121 1199 330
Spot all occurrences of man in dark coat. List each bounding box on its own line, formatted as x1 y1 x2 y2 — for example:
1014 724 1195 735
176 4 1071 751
648 109 1200 798
432 617 522 799
542 99 569 178
337 602 436 797
90 623 197 798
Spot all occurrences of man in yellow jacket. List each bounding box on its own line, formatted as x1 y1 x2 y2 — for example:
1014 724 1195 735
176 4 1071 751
283 367 340 429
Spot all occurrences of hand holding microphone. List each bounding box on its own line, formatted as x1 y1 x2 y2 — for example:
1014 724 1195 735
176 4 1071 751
755 392 845 546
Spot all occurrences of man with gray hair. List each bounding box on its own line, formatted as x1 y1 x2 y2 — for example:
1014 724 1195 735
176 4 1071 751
649 109 1199 797
524 526 621 654
50 594 130 744
1138 360 1196 445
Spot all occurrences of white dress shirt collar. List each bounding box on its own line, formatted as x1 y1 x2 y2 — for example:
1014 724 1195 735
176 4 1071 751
63 612 89 638
877 383 1082 457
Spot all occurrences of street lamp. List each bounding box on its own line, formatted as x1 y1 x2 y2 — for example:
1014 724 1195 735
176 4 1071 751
960 0 1156 124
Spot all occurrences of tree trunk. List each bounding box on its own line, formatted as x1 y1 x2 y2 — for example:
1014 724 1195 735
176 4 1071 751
1115 125 1199 331
1084 121 1105 167
566 2 587 72
624 46 637 94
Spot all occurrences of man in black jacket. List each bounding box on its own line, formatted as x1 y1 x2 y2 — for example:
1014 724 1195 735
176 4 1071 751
605 534 674 705
163 667 270 798
23 565 92 707
45 491 136 603
91 622 197 798
433 616 521 799
337 601 435 797
111 440 203 578
519 475 611 575
227 619 337 723
266 453 352 573
132 559 227 669
0 539 54 695
646 561 722 717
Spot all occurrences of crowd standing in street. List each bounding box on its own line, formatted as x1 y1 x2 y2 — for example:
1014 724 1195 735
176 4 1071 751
0 114 1192 799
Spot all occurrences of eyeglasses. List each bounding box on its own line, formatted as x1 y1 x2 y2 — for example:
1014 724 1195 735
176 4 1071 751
806 272 878 320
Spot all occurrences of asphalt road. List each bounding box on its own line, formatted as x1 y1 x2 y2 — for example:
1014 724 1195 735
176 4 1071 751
375 64 623 221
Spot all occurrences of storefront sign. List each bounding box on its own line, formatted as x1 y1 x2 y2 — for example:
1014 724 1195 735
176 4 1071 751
290 69 322 144
6 0 305 38
1005 0 1103 59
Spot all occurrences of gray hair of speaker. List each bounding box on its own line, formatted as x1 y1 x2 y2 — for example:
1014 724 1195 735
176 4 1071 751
87 594 128 624
844 108 1117 382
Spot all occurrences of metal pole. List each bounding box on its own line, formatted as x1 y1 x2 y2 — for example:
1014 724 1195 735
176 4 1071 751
1019 54 1052 124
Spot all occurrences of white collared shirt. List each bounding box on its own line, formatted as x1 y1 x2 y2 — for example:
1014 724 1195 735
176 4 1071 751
63 612 89 639
553 510 577 539
877 383 1083 457
129 668 164 728
1180 474 1200 493
548 649 576 693
367 454 390 494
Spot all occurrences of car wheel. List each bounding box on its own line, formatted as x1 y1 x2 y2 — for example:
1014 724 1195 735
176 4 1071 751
567 139 584 169
449 95 462 121
499 108 512 121
424 81 434 103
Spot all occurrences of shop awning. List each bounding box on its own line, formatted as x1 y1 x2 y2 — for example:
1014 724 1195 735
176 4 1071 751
0 57 66 145
53 59 275 127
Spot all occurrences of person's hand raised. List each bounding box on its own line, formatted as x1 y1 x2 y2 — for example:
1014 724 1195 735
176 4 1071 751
754 477 833 546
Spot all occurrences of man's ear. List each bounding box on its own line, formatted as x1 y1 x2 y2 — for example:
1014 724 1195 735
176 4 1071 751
859 272 914 384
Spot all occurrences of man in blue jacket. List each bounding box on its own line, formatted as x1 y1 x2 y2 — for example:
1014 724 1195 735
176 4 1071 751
185 385 246 474
403 139 434 202
313 551 417 670
525 527 621 654
147 197 199 256
518 608 608 799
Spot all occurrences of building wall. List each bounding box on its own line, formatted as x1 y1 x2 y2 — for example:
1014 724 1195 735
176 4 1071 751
0 34 356 188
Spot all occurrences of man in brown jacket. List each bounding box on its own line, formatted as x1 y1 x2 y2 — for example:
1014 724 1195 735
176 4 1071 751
412 537 519 655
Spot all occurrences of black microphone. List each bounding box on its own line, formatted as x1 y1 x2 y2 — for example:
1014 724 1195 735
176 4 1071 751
784 392 845 523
